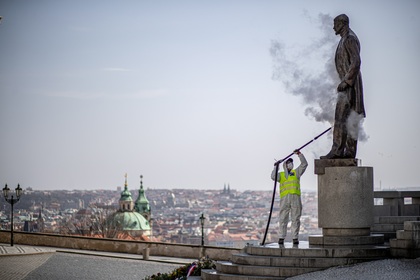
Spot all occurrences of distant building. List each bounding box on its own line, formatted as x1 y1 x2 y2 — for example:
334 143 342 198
110 174 151 238
222 183 233 197
134 175 151 221
167 192 176 207
24 206 45 233
36 206 45 232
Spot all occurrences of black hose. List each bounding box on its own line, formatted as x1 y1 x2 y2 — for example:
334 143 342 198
261 162 279 245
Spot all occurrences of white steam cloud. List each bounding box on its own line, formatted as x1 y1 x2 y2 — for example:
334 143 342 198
270 13 368 142
347 110 368 142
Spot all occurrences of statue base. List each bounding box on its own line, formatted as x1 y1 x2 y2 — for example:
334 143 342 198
310 160 383 246
314 158 358 175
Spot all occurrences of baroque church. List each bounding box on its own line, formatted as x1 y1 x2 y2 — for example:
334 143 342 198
110 174 151 238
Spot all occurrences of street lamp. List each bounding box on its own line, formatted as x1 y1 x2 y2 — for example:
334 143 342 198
3 184 23 246
199 213 206 246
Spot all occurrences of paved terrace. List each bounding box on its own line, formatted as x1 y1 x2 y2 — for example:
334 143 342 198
0 243 198 280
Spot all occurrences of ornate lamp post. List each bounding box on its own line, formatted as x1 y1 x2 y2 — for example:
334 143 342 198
2 184 23 246
199 213 206 246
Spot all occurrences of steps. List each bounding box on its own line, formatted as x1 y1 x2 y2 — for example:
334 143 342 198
390 221 420 258
201 242 390 280
308 234 384 246
215 261 321 278
371 216 420 241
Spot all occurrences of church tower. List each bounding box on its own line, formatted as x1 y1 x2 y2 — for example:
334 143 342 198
112 174 151 238
134 175 151 221
37 205 45 232
119 173 134 211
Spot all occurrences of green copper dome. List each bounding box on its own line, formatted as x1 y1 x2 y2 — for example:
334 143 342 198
112 211 150 231
120 187 132 201
120 174 133 202
111 174 151 234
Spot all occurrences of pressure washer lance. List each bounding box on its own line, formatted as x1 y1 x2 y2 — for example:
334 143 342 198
273 127 332 166
261 126 332 246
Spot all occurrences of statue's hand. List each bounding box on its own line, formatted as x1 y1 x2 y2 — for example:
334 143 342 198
337 81 348 92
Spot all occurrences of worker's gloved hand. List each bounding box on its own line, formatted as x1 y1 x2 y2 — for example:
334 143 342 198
293 149 301 155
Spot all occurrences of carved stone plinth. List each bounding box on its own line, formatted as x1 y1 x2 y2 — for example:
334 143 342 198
314 158 358 175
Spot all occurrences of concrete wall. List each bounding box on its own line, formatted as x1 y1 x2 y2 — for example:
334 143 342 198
372 191 420 241
374 191 420 216
0 231 240 261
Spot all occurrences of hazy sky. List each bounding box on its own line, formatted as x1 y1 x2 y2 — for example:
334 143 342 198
0 0 419 191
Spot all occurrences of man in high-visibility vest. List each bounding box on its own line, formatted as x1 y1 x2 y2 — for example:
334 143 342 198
271 150 308 245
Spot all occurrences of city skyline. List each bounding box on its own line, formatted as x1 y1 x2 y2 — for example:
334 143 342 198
0 185 321 245
1 1 419 191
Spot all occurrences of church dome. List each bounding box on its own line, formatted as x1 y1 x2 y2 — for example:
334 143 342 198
120 187 133 201
111 174 151 237
120 174 133 202
112 211 150 231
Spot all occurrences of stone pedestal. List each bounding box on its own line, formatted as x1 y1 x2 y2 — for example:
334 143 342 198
318 165 374 233
309 159 383 246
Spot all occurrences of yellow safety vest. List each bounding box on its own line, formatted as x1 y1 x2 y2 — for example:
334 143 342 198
278 170 301 198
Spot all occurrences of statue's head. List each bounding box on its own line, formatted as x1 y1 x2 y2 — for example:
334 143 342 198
333 14 349 35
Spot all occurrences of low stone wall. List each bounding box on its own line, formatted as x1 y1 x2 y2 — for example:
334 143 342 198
0 231 240 261
374 191 420 216
371 191 420 241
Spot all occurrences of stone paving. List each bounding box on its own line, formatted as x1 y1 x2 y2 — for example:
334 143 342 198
0 244 56 256
0 243 197 280
23 253 182 280
0 244 56 280
0 253 54 280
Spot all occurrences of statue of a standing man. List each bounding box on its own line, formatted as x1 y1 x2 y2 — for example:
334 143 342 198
321 14 366 159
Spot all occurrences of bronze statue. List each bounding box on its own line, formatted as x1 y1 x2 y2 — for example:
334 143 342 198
321 14 366 159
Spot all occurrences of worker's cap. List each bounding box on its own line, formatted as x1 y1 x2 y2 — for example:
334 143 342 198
286 158 293 164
